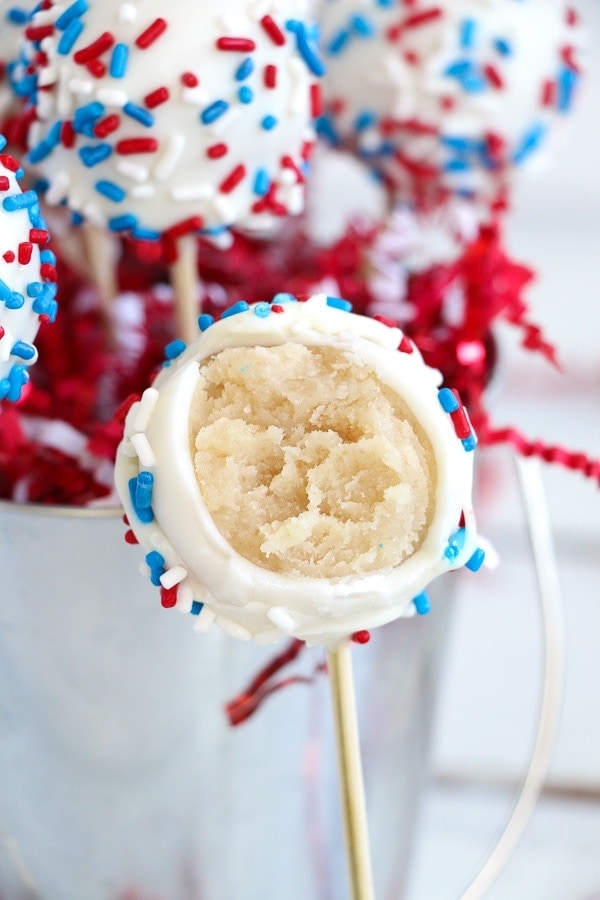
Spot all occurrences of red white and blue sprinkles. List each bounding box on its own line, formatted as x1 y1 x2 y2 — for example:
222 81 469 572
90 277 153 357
316 0 583 209
116 293 485 646
22 0 324 248
0 133 56 402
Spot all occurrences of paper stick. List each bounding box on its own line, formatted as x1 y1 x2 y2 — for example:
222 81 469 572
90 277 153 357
327 640 375 900
169 234 201 344
82 224 119 346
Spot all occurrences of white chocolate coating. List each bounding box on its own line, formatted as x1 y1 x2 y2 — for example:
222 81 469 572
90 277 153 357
0 140 56 401
116 295 481 647
25 0 323 240
317 0 583 210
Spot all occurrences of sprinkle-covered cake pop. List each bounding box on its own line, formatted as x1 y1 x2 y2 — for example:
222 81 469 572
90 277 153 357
24 0 324 244
317 0 583 211
0 135 56 402
115 293 484 648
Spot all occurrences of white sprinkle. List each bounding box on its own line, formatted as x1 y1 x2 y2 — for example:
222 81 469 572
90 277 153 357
96 88 128 108
175 582 194 613
131 387 159 432
287 58 306 116
280 181 304 215
118 2 138 23
82 202 105 228
45 171 71 206
217 617 252 641
154 134 186 181
171 183 215 203
181 86 209 107
68 77 94 96
194 605 217 633
116 159 150 183
130 184 156 199
36 91 54 120
267 607 297 634
160 565 188 590
129 432 155 468
212 194 236 222
37 65 58 89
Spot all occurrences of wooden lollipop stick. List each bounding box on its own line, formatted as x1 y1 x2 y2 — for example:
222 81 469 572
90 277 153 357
169 234 201 344
82 224 119 346
327 640 375 900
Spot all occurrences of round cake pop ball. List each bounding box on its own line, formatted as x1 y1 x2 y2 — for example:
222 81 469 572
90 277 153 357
0 135 57 402
115 294 483 648
317 0 583 211
24 0 324 243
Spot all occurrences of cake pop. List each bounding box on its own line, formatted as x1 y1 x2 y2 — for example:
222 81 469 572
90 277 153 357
0 134 56 402
115 293 483 648
317 0 583 213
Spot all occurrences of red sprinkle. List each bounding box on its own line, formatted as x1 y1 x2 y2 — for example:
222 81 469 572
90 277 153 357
144 86 170 108
2 251 14 263
24 24 54 42
206 142 228 159
260 14 286 46
216 37 256 52
219 164 246 194
181 71 198 88
0 154 21 173
0 176 9 192
60 120 76 147
29 229 50 245
541 79 556 107
351 630 371 645
124 529 139 545
86 58 106 78
18 243 33 265
483 64 503 90
73 32 115 64
310 83 323 118
135 18 167 49
271 305 284 313
115 138 159 155
264 64 277 89
94 114 120 139
160 585 178 609
164 215 204 240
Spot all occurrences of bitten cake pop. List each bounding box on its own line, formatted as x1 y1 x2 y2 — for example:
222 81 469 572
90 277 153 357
115 293 483 648
0 135 56 402
24 0 324 243
317 0 583 212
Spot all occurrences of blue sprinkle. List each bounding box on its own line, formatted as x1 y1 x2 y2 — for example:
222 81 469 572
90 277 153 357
198 313 214 331
462 434 478 452
235 57 254 81
261 114 278 130
316 114 342 146
40 249 57 265
7 8 31 25
413 591 431 615
110 42 129 78
145 551 165 586
108 213 138 233
79 143 112 167
253 302 271 318
253 167 270 196
272 292 296 304
10 340 36 361
123 101 154 127
460 18 477 49
6 292 24 310
326 296 352 312
201 100 229 125
221 300 249 318
557 66 578 113
511 122 547 165
131 226 160 242
74 100 105 126
95 179 126 203
190 601 204 616
351 14 375 37
3 190 37 212
327 29 350 55
286 19 327 77
445 59 487 93
129 477 154 524
445 528 467 563
4 365 29 402
355 110 377 132
135 471 154 510
0 279 10 302
55 0 88 30
0 134 6 152
71 210 84 226
438 387 460 413
164 339 187 360
58 18 84 55
238 85 253 104
493 37 512 57
465 547 486 572
443 157 470 173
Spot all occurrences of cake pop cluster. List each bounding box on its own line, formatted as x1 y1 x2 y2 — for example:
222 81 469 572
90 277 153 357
317 0 583 212
23 0 324 250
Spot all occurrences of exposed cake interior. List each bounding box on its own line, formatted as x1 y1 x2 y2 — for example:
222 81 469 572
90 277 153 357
189 343 436 578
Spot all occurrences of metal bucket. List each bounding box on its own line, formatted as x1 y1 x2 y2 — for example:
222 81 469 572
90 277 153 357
0 501 453 900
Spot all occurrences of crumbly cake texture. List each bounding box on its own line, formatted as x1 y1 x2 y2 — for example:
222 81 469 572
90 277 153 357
190 343 435 578
22 0 323 244
116 294 484 648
